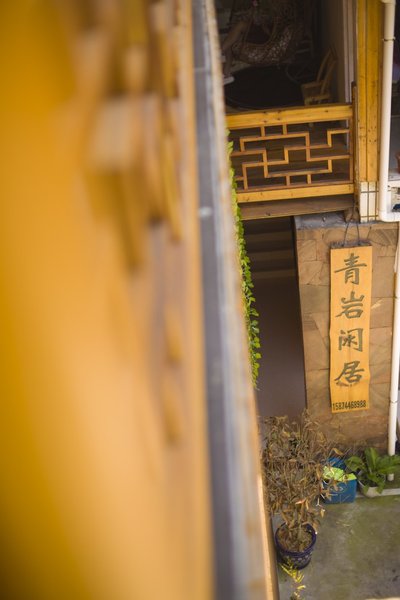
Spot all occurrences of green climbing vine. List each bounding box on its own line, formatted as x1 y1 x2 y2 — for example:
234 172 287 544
228 138 261 387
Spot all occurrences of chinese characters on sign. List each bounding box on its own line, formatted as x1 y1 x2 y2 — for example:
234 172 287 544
330 246 372 413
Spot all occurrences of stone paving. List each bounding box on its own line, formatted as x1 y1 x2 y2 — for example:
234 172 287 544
277 494 400 600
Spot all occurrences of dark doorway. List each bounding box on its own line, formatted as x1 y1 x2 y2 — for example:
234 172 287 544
244 217 306 417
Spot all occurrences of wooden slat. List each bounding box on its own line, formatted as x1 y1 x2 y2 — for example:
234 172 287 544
357 0 367 182
240 195 355 220
237 183 355 202
226 103 353 129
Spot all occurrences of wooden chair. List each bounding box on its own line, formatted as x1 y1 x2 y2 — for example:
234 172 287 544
301 47 337 105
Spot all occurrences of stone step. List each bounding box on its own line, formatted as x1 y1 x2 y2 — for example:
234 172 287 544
252 269 296 280
248 249 294 263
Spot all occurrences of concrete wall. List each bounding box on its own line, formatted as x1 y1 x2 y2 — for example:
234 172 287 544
295 213 397 448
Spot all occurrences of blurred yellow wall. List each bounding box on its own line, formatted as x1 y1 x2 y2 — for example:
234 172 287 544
0 2 211 598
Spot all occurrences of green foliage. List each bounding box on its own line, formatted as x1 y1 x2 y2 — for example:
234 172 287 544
345 447 400 493
322 465 356 483
228 138 261 387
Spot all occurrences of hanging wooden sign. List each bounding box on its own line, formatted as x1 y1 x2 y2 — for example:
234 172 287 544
330 245 372 413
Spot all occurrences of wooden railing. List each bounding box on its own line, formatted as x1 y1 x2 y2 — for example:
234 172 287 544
227 103 354 202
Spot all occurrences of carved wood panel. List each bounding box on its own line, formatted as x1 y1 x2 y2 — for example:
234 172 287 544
228 105 354 199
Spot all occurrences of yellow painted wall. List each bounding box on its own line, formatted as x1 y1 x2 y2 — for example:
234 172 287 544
0 2 212 598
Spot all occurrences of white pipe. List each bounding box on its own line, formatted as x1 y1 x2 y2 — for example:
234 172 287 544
378 0 398 222
388 231 400 468
378 1 400 467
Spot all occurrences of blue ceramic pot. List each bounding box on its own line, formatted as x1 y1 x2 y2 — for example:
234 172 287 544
275 524 317 569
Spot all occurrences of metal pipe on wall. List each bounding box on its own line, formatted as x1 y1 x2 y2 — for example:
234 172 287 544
379 0 400 468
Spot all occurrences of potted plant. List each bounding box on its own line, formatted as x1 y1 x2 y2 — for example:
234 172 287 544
345 447 400 497
261 410 335 568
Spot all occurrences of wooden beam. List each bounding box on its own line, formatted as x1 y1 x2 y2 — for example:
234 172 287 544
237 183 355 203
356 0 381 183
366 0 381 182
357 0 368 182
240 195 354 220
226 103 353 129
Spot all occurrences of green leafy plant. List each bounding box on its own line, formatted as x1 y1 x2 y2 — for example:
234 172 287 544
228 138 261 386
345 447 400 493
322 464 356 484
261 410 335 552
